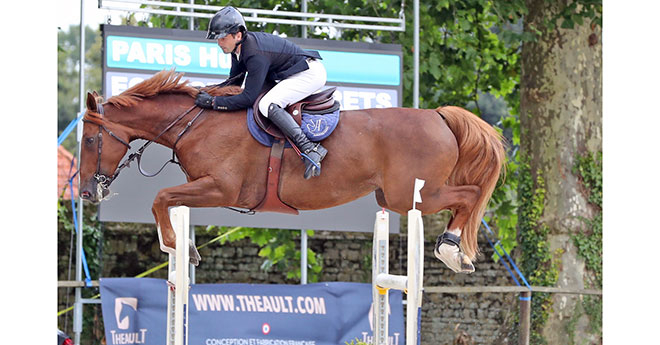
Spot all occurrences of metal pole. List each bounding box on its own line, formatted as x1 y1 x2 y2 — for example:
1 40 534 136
74 2 86 344
519 291 531 345
301 0 307 38
300 230 307 284
413 0 419 108
189 0 194 30
189 224 196 284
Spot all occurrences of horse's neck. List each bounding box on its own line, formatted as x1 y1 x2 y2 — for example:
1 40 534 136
113 98 194 147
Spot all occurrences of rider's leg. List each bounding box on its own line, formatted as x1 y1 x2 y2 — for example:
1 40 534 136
258 58 327 117
267 104 327 179
259 59 328 179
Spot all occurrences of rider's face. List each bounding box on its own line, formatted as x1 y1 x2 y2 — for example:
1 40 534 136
217 32 242 54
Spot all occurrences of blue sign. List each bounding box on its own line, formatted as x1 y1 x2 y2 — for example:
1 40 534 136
106 35 400 85
100 278 405 345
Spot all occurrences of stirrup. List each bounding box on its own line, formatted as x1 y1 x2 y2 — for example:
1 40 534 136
300 144 327 179
300 144 322 168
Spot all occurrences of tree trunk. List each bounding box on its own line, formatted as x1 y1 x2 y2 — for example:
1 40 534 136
520 0 601 344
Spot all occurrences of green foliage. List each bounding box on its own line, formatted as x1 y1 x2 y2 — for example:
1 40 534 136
57 198 102 280
551 0 602 31
58 25 103 153
570 151 603 336
138 0 521 113
207 226 323 282
517 157 559 344
572 152 602 209
485 113 520 260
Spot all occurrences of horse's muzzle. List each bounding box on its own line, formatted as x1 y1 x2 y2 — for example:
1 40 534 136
79 181 109 204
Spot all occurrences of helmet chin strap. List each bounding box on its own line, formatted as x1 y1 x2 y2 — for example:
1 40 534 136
231 31 246 54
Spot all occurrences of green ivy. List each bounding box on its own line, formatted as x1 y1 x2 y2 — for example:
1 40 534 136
57 198 102 282
517 157 559 345
570 151 603 336
207 226 323 282
57 197 104 344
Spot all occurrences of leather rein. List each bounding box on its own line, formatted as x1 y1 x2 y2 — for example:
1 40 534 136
82 101 205 193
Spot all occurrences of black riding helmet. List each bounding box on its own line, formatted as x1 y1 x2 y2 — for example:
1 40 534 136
206 6 247 40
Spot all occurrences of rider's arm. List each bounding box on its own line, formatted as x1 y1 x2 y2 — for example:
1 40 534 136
211 54 270 111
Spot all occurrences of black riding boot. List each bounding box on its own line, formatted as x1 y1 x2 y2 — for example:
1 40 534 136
268 103 328 179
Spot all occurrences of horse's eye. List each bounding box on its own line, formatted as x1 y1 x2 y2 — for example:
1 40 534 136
86 136 95 144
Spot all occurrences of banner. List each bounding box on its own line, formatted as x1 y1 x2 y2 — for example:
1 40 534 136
100 278 404 345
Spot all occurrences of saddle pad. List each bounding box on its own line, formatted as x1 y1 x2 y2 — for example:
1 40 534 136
247 107 340 147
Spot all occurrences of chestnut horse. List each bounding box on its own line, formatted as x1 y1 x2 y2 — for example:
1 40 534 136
79 70 505 273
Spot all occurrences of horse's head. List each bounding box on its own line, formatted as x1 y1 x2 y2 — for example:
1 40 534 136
79 92 132 203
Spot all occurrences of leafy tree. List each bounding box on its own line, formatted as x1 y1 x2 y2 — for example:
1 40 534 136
58 25 103 153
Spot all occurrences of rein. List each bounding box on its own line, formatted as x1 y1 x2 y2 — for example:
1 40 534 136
83 102 205 191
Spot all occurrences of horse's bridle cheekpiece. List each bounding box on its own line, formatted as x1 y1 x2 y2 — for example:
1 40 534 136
82 102 132 195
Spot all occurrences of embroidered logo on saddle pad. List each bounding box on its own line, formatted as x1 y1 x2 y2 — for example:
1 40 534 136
247 107 340 147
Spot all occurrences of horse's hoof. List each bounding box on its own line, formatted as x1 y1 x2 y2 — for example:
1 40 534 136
189 242 201 266
434 243 475 274
458 252 475 273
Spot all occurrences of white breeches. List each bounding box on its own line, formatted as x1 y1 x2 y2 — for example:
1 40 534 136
258 58 327 117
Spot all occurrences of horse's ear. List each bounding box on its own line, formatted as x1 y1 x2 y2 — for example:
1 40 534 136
86 92 97 112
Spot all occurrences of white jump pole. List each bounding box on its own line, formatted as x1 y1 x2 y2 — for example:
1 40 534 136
166 206 190 345
373 179 425 345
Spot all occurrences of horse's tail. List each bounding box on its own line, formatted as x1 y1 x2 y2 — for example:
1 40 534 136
436 106 506 260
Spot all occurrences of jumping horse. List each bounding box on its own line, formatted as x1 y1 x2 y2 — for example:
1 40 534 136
79 70 505 273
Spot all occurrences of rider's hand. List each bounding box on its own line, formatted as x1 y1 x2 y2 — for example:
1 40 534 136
195 91 214 109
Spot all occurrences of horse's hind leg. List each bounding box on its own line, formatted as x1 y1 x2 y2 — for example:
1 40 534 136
423 184 481 273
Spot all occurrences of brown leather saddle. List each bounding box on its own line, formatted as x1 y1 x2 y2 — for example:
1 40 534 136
253 86 338 138
252 87 338 214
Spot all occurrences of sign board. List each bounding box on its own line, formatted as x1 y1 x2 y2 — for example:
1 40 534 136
99 25 402 232
100 278 405 345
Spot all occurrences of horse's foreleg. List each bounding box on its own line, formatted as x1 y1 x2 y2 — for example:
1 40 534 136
152 176 229 265
425 185 481 274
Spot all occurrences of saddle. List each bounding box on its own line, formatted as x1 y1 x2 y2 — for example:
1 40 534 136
253 86 339 138
252 87 339 215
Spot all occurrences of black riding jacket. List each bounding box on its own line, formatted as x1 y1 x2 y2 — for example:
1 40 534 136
212 31 322 111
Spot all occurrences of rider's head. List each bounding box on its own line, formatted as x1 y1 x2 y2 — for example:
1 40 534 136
206 6 247 54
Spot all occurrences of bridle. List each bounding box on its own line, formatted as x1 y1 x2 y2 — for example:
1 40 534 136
82 101 206 194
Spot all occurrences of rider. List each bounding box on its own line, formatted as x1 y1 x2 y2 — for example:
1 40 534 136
195 6 328 179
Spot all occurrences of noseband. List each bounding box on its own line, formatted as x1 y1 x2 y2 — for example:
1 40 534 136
82 100 206 194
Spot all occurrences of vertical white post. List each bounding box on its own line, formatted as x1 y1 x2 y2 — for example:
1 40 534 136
302 0 308 38
166 206 190 345
413 0 419 108
74 1 86 344
301 230 308 284
406 209 424 345
372 211 390 345
373 180 425 345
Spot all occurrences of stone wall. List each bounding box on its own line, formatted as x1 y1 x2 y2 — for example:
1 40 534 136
58 215 520 345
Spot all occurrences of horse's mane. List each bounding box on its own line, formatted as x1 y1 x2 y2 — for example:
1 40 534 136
106 69 242 108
